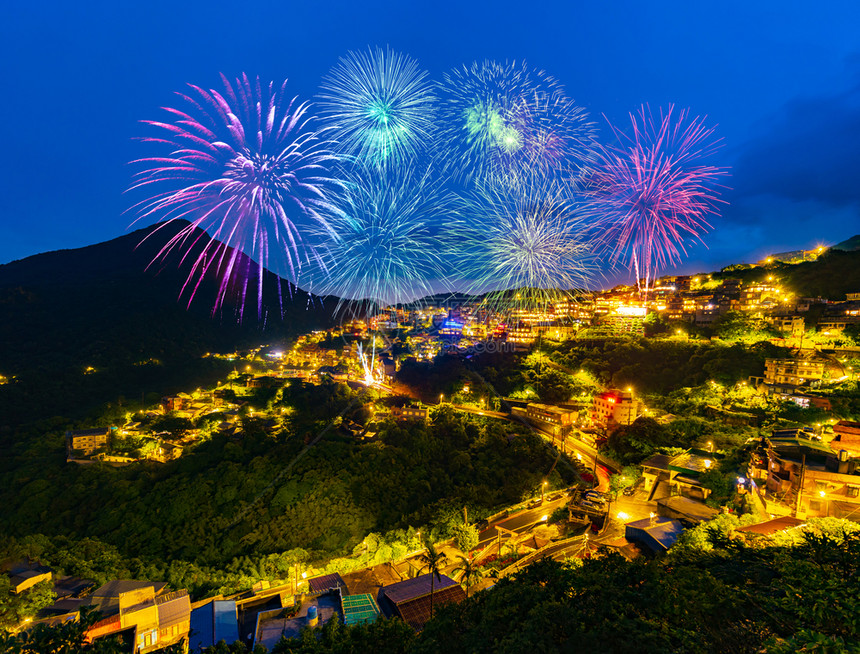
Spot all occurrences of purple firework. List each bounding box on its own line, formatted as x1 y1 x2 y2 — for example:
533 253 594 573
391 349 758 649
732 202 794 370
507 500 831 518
590 105 728 294
130 74 342 316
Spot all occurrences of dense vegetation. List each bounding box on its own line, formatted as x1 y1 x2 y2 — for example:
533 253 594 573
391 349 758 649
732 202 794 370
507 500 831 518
713 246 860 300
8 525 858 653
0 380 574 597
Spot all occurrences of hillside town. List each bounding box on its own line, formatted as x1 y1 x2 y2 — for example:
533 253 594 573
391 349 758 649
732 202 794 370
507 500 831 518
7 260 854 651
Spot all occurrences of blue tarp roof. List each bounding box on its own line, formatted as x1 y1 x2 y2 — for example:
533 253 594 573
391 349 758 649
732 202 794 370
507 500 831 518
190 600 239 650
625 517 685 553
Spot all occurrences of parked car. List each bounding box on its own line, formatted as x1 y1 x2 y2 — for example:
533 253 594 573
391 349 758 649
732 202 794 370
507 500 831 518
622 486 636 497
580 499 604 511
583 490 606 501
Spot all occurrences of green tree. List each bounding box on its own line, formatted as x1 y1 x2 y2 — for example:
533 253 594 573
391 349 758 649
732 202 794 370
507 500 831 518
417 541 448 620
450 523 479 553
451 555 484 599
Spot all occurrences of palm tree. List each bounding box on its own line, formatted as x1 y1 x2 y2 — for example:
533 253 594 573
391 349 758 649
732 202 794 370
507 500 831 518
417 540 448 619
452 554 484 599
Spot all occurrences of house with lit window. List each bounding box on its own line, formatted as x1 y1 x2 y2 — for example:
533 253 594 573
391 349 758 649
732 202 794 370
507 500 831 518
589 389 640 428
390 405 429 422
524 403 577 437
764 357 825 388
66 428 111 458
82 580 190 653
748 433 860 520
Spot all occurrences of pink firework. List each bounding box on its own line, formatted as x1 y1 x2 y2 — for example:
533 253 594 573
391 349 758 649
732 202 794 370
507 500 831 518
590 105 728 294
130 74 341 317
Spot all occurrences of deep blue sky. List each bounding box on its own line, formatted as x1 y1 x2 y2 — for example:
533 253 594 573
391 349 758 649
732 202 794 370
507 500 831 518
2 0 859 276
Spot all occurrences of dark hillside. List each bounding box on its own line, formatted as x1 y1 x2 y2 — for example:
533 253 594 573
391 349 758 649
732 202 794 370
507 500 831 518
0 222 336 430
713 247 860 300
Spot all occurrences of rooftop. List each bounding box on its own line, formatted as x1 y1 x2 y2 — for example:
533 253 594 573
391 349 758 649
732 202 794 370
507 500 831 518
736 516 806 536
381 574 459 606
625 517 685 553
341 593 380 626
394 584 466 632
308 573 347 595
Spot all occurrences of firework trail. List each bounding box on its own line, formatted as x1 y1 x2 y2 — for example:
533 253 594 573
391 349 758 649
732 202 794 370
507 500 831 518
590 105 728 294
130 74 342 316
458 173 597 315
318 47 437 168
437 60 597 185
307 164 461 314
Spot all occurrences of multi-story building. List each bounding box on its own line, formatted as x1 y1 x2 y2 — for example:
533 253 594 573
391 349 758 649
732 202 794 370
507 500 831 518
770 315 805 335
764 358 825 387
640 448 721 502
818 300 860 332
590 389 640 428
598 306 647 336
829 420 860 457
524 403 577 437
390 406 429 421
506 324 536 345
750 433 860 520
66 428 111 458
739 283 780 312
83 581 191 652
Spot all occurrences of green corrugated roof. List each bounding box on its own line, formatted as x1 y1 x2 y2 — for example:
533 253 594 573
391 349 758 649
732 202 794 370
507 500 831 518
341 593 379 626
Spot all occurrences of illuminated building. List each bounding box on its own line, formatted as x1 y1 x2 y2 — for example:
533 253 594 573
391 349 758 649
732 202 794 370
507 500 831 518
506 324 536 345
390 406 429 421
523 403 577 437
589 389 640 427
66 428 111 458
764 358 825 387
598 306 647 335
750 433 860 519
439 317 465 336
818 298 860 332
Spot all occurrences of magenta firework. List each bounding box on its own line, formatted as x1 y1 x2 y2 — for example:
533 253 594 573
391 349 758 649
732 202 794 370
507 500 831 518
590 105 728 294
130 74 342 315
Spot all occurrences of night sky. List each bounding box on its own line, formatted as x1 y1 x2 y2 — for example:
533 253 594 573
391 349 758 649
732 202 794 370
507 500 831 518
3 1 860 278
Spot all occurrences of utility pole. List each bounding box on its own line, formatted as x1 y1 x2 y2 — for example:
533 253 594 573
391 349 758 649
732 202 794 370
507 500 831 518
795 453 806 517
463 506 468 525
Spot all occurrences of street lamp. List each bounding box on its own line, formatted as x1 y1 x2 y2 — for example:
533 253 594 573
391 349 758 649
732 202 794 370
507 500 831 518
439 393 444 405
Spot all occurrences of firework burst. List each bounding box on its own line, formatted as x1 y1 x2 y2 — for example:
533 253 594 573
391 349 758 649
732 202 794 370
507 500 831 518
458 173 597 315
307 164 461 314
318 47 437 168
130 73 342 315
590 105 728 294
437 60 597 185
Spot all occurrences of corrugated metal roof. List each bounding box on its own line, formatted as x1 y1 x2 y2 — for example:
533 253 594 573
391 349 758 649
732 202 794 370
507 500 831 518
341 593 379 626
395 585 466 631
308 573 346 594
382 574 458 605
91 580 166 598
156 591 190 629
